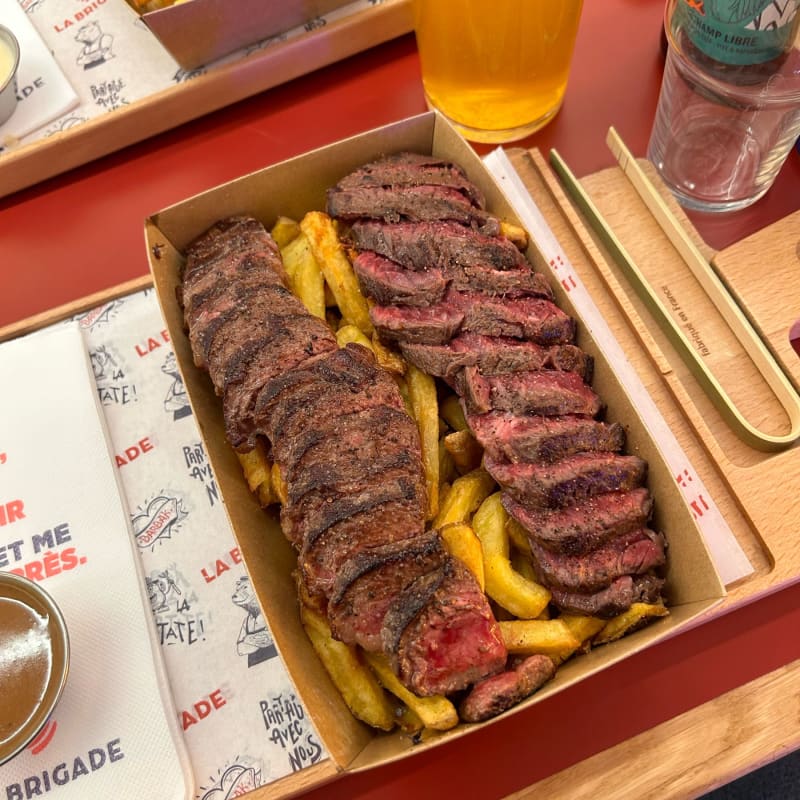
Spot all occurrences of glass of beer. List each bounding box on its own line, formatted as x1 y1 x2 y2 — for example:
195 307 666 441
412 0 584 143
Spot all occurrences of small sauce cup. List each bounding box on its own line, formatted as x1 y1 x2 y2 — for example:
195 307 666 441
0 573 70 765
0 25 21 127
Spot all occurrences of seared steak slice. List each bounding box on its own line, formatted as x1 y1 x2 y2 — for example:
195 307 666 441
279 405 420 490
459 654 555 723
503 488 654 555
469 413 624 464
327 184 498 232
353 251 448 306
183 216 280 279
383 558 507 696
460 293 576 344
460 368 602 417
485 452 648 508
349 220 528 272
297 486 426 595
399 335 592 383
527 528 667 592
257 344 404 444
328 531 447 651
550 574 666 618
222 322 337 451
330 152 485 207
449 264 553 299
370 302 464 346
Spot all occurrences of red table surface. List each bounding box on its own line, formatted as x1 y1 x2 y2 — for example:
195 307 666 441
2 2 799 798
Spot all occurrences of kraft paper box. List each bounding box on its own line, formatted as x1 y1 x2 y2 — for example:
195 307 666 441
144 111 726 781
142 0 353 69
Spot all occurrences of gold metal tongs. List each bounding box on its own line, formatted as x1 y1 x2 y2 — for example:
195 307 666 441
549 127 800 452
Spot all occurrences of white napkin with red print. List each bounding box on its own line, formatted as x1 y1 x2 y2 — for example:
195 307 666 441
0 323 193 799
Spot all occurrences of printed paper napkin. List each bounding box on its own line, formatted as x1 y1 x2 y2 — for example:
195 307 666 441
0 323 193 799
0 0 78 146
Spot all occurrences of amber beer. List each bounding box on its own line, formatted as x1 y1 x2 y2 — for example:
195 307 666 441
412 0 584 143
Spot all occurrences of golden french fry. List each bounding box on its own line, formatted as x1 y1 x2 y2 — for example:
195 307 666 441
271 215 301 249
474 493 551 619
336 323 373 351
439 393 467 432
300 604 396 731
439 522 485 591
442 429 483 474
371 334 406 376
271 463 287 506
510 549 539 585
363 652 459 731
237 446 271 493
594 602 670 646
280 233 326 319
499 619 580 661
433 468 496 529
256 481 278 507
438 440 459 486
560 614 607 646
300 211 373 335
499 220 529 250
406 364 440 520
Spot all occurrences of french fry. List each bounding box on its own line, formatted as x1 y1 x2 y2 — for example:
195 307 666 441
498 619 581 662
442 429 483 474
364 652 459 731
433 468 496 529
560 614 607 647
271 463 287 505
439 522 485 590
505 517 532 556
406 364 440 520
300 604 397 731
300 211 373 335
438 440 459 486
439 393 468 432
270 215 301 248
371 334 406 376
499 220 529 250
280 233 326 319
237 445 271 493
473 493 551 619
336 323 373 351
594 602 669 646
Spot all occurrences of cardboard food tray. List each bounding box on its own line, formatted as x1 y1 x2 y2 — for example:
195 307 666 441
0 0 412 201
142 0 355 70
143 112 725 780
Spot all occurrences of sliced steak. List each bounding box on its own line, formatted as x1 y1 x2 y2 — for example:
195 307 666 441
503 488 654 555
349 220 528 272
469 413 624 464
222 321 337 451
527 528 667 593
460 293 576 344
330 152 486 207
353 251 448 306
327 531 448 651
327 184 497 232
383 558 507 696
399 335 592 384
460 368 602 417
485 452 648 509
297 487 426 595
370 301 465 346
550 574 666 618
459 654 556 723
449 264 553 299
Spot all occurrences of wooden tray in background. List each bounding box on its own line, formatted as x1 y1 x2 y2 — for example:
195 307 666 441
0 0 412 201
506 147 800 611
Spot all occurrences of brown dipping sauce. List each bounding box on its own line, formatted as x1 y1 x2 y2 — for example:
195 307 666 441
0 597 52 743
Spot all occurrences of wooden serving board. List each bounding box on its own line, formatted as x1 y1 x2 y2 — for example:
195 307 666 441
507 148 800 610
